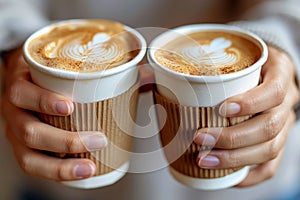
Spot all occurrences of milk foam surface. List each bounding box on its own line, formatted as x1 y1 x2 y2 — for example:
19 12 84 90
28 20 140 72
155 31 261 76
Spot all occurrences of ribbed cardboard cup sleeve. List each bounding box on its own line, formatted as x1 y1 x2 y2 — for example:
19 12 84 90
154 90 251 179
39 84 139 176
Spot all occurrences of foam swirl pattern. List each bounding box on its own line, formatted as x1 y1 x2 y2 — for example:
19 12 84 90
155 31 261 76
181 38 240 68
28 20 139 72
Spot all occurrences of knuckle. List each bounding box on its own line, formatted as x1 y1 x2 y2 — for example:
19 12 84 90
241 97 253 109
64 133 84 153
19 153 32 174
8 80 23 106
264 114 281 140
226 151 242 168
241 95 257 113
21 122 38 147
267 140 280 160
265 165 276 180
227 131 240 149
38 93 51 113
56 160 68 180
272 80 285 104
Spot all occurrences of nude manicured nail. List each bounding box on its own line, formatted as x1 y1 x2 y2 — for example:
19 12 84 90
194 133 216 146
219 102 241 116
199 155 220 168
55 101 71 114
75 164 95 179
82 133 108 151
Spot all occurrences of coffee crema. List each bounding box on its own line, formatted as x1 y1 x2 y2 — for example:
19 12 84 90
28 20 140 72
154 31 261 76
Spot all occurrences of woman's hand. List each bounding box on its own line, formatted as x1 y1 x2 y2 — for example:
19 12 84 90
1 47 107 181
193 46 299 187
2 45 298 186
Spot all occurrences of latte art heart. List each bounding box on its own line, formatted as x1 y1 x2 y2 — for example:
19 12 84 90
180 37 240 67
28 20 139 72
155 31 261 76
44 33 123 64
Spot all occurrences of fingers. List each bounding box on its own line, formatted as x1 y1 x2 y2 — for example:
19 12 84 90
2 47 104 182
235 149 284 188
194 69 299 149
5 127 96 181
3 50 73 116
8 79 74 116
193 47 298 188
219 47 296 117
2 99 107 153
194 106 288 149
196 110 295 169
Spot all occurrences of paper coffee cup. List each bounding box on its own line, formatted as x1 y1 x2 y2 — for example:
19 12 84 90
148 24 268 190
23 19 147 189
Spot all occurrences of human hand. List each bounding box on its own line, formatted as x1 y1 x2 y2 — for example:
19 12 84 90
193 46 299 187
1 47 108 181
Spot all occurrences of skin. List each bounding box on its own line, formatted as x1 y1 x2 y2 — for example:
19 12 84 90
194 46 299 187
1 45 299 187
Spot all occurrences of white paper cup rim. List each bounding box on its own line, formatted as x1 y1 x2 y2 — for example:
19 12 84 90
148 24 268 83
23 19 147 80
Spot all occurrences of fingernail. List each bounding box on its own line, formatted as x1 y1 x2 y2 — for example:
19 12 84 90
75 164 95 178
55 101 71 114
199 155 220 168
219 102 241 116
82 134 108 151
194 133 216 146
